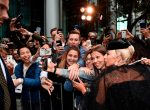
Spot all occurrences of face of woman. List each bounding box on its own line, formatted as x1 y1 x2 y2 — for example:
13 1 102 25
104 50 118 67
85 54 93 69
19 47 31 64
91 51 105 69
66 50 79 66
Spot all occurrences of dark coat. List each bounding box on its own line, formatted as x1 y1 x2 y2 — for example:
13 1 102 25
0 57 16 110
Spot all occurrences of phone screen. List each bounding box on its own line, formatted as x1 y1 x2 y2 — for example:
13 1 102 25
7 55 13 62
56 40 62 46
121 31 126 39
140 23 146 28
40 48 52 56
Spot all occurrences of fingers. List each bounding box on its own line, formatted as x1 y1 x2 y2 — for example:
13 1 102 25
69 69 79 80
68 64 79 80
41 79 54 96
47 86 54 95
77 77 82 83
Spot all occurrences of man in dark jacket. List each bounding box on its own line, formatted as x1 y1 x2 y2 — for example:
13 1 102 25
0 0 16 110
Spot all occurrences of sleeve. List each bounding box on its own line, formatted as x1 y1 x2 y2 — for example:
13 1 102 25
59 69 95 81
40 71 48 79
14 65 23 78
77 47 86 67
96 77 107 107
23 65 41 88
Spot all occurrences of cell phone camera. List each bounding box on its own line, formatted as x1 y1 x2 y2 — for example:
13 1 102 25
40 58 51 71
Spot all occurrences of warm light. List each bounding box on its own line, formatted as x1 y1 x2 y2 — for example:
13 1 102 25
86 15 92 21
86 6 93 14
81 15 86 20
80 7 85 13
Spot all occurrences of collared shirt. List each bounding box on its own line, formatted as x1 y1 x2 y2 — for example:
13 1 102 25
0 58 7 80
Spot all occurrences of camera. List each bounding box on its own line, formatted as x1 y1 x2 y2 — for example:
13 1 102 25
56 40 62 46
15 14 23 24
7 42 15 49
140 20 146 28
40 48 52 57
140 22 146 28
40 58 52 71
15 14 23 28
57 29 63 34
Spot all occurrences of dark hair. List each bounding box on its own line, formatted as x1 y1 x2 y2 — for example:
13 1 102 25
88 45 107 77
67 29 81 39
90 45 107 56
50 27 58 34
17 46 30 55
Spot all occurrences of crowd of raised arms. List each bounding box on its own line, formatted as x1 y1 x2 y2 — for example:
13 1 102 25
1 0 150 110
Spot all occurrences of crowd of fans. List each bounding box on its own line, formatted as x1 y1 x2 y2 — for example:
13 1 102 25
1 15 150 110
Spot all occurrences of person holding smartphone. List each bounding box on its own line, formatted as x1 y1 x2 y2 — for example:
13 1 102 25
54 29 65 54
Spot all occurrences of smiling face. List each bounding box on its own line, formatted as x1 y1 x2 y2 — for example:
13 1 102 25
66 49 79 66
19 47 31 65
85 53 93 69
0 0 9 27
67 34 80 47
91 51 105 69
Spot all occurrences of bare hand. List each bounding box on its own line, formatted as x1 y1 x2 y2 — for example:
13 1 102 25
141 58 150 65
18 28 32 36
79 67 93 75
68 63 79 80
13 78 23 87
72 77 86 94
41 78 54 95
9 18 18 31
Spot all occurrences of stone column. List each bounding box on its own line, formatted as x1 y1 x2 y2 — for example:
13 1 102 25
44 0 59 39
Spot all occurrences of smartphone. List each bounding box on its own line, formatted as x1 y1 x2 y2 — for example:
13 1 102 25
86 40 92 47
57 29 63 34
40 58 51 71
140 22 146 28
15 14 23 24
56 40 62 46
7 42 14 49
121 31 126 39
40 48 52 56
7 55 13 63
